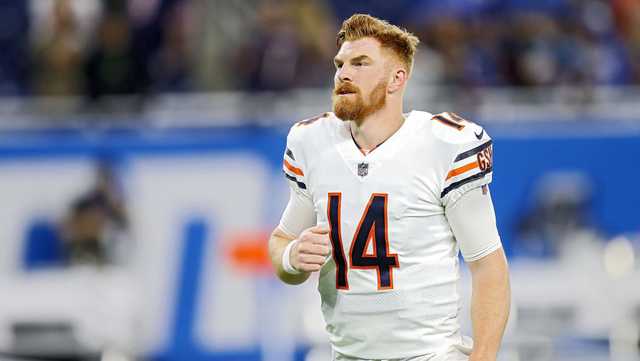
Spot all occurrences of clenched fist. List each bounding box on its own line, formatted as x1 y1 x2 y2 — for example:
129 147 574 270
290 225 331 272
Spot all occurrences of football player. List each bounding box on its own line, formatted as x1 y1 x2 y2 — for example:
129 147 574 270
269 14 510 361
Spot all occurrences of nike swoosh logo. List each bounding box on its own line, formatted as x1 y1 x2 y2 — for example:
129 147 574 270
474 129 484 140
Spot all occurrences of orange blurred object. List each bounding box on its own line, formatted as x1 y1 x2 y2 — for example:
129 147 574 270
225 230 274 275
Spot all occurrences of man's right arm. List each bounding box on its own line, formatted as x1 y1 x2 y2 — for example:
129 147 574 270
269 224 331 284
272 122 330 284
269 183 331 284
269 227 312 285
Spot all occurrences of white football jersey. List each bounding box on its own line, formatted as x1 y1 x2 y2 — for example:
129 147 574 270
281 110 498 359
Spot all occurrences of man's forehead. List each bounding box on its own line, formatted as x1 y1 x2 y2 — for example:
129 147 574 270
335 37 383 60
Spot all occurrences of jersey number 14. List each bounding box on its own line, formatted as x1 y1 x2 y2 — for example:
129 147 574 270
327 193 399 290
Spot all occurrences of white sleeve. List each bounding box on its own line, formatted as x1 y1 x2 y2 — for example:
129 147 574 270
441 137 493 208
278 187 316 238
445 186 502 262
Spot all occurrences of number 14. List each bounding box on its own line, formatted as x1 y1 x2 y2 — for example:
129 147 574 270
327 193 399 290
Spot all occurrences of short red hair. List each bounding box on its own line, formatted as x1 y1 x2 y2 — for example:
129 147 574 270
336 14 420 73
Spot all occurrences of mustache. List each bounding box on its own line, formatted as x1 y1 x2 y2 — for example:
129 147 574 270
333 83 360 95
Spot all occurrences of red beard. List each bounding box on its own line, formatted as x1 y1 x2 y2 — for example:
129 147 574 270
332 80 387 123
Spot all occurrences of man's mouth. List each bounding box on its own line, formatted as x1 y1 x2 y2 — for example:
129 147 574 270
336 89 356 95
335 83 359 95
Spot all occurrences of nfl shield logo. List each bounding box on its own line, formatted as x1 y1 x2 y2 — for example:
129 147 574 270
357 162 369 177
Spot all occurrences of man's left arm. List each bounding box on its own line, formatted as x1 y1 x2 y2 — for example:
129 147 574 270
445 186 511 361
467 248 510 361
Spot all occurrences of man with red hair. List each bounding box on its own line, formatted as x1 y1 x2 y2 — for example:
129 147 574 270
269 14 510 361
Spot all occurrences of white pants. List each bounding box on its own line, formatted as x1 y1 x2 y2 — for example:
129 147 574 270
332 347 471 361
332 351 434 361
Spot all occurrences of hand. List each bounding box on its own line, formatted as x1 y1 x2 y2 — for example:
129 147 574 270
290 225 331 272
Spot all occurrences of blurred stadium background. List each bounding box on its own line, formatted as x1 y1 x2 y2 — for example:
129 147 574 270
0 0 639 360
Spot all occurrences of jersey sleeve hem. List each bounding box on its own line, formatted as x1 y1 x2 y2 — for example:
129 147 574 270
276 223 298 239
462 241 502 262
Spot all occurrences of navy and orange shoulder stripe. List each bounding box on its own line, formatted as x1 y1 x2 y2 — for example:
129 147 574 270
441 140 493 198
282 147 306 190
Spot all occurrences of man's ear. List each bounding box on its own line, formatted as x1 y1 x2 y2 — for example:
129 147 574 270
388 67 408 94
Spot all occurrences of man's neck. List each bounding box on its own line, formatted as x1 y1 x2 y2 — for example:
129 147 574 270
350 103 405 152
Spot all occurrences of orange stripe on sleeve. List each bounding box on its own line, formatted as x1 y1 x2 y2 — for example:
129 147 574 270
446 161 479 180
283 159 304 176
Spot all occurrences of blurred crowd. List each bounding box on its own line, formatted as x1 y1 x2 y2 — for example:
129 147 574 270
1 0 640 100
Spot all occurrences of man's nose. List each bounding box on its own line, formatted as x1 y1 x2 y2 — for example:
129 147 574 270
337 65 353 83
